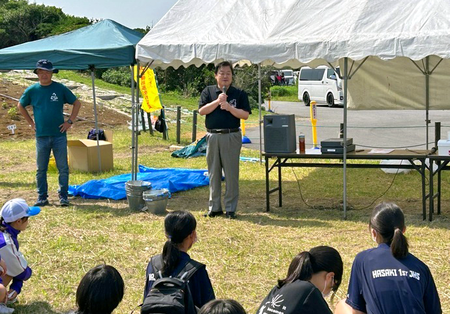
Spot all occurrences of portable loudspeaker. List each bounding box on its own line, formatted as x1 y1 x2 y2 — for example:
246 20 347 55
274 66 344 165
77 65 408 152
264 114 296 153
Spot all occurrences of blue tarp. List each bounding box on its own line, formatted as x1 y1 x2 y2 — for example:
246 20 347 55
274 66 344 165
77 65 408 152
0 19 144 70
68 166 209 200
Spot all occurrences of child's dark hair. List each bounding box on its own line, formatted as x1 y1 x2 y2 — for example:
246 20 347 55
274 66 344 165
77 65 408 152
215 61 234 75
278 246 343 295
0 217 26 232
370 202 408 259
76 264 124 314
199 299 247 314
0 218 7 232
162 211 196 275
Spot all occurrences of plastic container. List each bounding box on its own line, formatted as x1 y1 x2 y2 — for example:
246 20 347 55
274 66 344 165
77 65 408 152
299 133 306 154
125 180 152 211
143 189 170 215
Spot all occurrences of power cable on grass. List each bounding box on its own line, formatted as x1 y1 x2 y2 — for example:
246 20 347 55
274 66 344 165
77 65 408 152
290 163 400 211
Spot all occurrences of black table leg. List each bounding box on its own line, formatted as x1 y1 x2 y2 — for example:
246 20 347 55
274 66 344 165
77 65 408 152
265 156 270 212
278 158 282 207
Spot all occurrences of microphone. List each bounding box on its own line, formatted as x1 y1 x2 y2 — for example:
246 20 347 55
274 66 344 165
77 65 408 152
222 85 227 94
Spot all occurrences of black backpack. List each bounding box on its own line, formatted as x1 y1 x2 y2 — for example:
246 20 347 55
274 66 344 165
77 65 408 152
87 128 106 141
141 255 203 314
154 115 166 133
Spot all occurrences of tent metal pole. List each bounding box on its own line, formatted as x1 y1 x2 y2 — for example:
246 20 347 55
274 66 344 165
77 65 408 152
343 58 349 220
135 62 141 178
90 68 102 172
258 63 262 163
425 56 430 150
131 65 136 180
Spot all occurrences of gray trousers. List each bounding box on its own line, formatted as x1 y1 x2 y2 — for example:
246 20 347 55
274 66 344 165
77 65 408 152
206 131 242 213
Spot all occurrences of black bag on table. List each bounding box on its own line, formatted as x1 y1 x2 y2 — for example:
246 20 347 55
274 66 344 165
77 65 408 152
141 255 203 314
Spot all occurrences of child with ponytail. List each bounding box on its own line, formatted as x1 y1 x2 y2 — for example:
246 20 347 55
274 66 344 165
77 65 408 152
256 246 343 314
336 202 442 314
143 211 215 309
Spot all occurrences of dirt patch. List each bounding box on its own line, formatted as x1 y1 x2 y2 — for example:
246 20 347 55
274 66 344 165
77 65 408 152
0 78 130 140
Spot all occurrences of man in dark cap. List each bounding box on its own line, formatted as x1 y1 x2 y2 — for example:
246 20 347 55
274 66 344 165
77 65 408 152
17 59 81 207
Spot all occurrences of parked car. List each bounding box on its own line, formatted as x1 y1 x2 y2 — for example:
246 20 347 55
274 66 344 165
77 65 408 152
269 69 295 85
280 69 295 85
298 65 343 107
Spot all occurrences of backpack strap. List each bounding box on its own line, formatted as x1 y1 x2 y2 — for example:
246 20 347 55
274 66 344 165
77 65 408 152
150 254 164 279
176 259 204 281
150 254 204 281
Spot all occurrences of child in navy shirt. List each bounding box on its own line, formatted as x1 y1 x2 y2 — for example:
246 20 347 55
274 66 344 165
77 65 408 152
335 202 442 314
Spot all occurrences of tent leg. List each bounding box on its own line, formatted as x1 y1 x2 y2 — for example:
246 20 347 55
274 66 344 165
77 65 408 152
425 56 430 150
135 62 140 177
131 66 136 180
343 58 349 220
90 68 102 172
258 63 262 163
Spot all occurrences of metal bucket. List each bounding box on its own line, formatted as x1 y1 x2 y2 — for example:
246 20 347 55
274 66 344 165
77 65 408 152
143 189 170 215
125 180 152 211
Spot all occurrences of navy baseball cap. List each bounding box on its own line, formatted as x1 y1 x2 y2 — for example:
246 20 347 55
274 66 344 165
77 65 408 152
1 198 41 223
34 59 59 74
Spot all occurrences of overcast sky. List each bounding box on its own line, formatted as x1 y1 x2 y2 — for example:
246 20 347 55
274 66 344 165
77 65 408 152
32 0 178 29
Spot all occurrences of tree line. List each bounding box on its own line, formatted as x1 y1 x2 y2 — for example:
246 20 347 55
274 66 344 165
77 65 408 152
0 0 272 107
0 0 91 49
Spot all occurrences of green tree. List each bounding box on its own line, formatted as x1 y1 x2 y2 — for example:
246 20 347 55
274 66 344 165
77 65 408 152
0 0 90 49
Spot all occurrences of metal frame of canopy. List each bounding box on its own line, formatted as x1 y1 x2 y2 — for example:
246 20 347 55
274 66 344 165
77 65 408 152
135 0 450 218
130 62 169 181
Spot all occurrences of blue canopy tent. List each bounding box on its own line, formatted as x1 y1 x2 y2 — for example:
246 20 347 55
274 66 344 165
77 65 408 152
0 19 144 172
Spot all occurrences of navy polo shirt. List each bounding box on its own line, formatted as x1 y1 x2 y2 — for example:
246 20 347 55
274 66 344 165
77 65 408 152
346 243 442 314
144 252 215 309
199 85 251 129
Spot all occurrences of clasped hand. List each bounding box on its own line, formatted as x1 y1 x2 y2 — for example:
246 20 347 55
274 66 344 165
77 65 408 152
218 92 230 111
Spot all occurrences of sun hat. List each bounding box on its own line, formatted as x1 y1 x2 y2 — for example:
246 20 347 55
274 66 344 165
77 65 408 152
1 198 41 223
33 59 59 74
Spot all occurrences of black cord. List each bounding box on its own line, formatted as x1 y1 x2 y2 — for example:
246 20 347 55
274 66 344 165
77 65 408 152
290 163 400 211
354 168 399 210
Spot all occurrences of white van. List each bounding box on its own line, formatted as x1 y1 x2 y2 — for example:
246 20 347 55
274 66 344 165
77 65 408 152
298 66 343 107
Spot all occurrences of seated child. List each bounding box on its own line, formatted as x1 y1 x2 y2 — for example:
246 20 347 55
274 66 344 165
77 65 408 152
0 198 41 308
199 299 247 314
0 257 14 313
71 264 124 314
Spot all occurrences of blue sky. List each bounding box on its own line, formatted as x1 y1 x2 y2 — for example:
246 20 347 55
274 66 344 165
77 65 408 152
33 0 178 29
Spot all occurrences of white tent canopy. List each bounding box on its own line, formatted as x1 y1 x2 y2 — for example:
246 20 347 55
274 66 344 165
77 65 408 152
137 0 450 110
136 0 450 66
136 0 450 217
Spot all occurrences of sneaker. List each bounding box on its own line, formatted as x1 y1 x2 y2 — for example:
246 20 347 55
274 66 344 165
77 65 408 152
59 198 70 207
225 211 236 219
203 211 224 218
6 296 17 305
0 304 14 313
34 198 49 206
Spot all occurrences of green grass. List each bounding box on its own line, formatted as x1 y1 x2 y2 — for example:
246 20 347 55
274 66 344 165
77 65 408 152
0 125 449 314
1 72 448 313
270 85 299 102
55 71 132 95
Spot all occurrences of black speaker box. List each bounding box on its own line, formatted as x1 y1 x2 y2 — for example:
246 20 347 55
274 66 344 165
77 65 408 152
264 114 296 153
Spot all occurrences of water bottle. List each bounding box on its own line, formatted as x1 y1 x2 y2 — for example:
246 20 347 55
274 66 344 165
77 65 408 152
299 133 305 154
